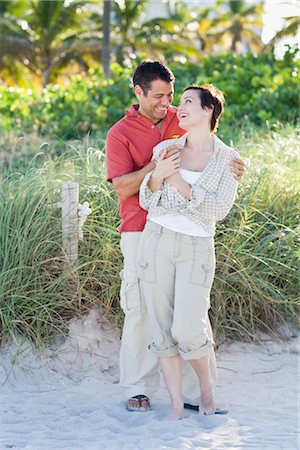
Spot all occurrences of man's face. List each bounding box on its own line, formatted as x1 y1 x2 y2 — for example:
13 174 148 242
134 79 174 123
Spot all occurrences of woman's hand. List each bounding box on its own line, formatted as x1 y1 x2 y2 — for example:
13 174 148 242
153 149 181 180
149 148 181 191
156 144 180 161
165 172 182 185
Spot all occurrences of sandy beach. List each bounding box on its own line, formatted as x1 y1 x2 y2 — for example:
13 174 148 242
0 309 298 450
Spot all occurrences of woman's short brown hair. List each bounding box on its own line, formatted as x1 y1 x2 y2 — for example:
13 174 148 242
183 84 225 132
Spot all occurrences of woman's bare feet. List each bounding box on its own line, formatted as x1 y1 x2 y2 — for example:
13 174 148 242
166 401 184 420
200 382 216 415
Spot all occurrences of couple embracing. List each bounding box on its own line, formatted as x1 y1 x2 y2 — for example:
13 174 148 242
106 61 244 419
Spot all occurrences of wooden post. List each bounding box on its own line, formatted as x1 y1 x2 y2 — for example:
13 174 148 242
61 182 79 266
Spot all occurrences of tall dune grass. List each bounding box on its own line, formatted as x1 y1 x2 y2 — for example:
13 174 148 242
0 124 298 345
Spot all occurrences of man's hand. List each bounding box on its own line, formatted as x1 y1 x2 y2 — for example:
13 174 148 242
230 155 245 181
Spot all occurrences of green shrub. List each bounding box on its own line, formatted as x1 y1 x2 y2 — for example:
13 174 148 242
0 49 299 139
171 47 299 130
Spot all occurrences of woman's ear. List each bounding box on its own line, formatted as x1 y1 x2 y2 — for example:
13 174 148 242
203 105 214 116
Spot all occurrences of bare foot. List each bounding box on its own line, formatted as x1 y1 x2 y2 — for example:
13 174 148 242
201 405 216 416
166 402 184 421
200 384 216 415
126 395 150 412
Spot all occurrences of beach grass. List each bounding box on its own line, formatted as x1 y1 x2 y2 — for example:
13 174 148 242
0 123 298 345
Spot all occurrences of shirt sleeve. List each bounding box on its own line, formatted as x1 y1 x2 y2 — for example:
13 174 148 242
139 171 163 211
139 140 175 210
105 129 135 182
187 166 238 220
160 152 238 221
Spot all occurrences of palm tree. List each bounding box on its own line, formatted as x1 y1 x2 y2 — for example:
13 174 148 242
270 15 300 42
0 0 102 87
111 0 148 66
190 4 223 54
213 0 264 53
103 0 111 78
84 0 150 68
137 1 203 62
0 2 35 68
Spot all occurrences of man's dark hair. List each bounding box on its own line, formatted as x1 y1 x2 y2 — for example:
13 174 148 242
133 61 175 95
183 84 225 132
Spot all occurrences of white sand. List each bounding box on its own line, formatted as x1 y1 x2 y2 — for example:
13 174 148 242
0 309 299 450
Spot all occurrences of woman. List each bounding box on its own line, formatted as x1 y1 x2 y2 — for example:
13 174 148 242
137 84 238 420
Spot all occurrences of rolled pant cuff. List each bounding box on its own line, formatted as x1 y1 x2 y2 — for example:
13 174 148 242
149 343 179 358
179 341 213 360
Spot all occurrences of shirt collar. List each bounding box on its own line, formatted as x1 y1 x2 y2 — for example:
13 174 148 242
125 104 140 117
177 133 188 148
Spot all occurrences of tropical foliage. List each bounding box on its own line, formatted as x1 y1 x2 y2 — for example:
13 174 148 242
0 49 298 138
0 0 299 346
270 14 300 43
213 0 264 53
0 0 102 86
1 0 298 87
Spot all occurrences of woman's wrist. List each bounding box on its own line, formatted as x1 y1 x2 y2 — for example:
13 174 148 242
149 172 164 192
167 175 191 199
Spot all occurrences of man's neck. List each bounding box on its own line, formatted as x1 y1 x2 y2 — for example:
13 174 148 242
154 118 164 126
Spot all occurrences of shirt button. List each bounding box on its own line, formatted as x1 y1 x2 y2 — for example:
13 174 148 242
151 125 154 129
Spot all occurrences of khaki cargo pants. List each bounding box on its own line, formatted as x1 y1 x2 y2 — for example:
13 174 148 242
137 221 216 361
119 230 216 403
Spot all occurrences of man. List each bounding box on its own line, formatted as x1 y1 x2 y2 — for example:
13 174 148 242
106 61 245 412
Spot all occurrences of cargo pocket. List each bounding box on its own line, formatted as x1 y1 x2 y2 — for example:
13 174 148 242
119 270 141 313
190 238 216 289
136 230 160 284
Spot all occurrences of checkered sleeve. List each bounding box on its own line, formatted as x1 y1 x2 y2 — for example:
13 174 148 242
187 166 238 220
140 138 181 211
139 171 163 211
160 181 191 210
140 138 238 221
158 169 237 220
165 149 238 220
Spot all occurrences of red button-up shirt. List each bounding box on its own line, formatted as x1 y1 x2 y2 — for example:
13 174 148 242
106 104 185 232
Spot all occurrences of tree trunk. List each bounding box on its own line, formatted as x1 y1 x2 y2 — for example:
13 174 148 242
42 65 52 88
103 0 111 78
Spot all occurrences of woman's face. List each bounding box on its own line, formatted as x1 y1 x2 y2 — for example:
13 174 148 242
177 89 210 130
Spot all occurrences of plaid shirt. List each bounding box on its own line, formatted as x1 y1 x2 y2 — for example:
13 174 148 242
139 133 238 236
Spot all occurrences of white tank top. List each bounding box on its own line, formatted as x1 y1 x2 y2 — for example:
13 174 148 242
150 168 210 237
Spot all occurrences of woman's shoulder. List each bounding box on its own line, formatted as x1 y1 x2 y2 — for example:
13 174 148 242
214 136 239 160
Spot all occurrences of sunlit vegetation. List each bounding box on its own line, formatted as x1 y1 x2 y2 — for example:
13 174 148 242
0 0 299 346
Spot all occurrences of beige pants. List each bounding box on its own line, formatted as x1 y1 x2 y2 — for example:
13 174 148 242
137 221 217 361
119 230 216 402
